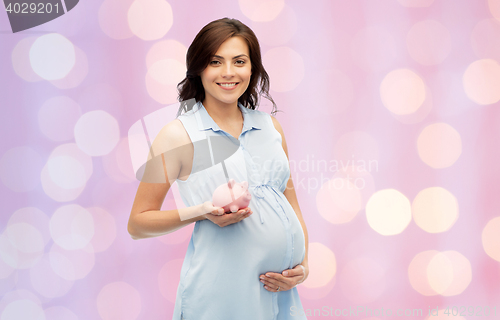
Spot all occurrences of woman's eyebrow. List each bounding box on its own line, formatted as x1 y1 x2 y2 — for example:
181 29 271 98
212 54 249 59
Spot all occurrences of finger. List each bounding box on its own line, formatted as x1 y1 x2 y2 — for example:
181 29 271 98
261 275 288 288
290 275 305 286
210 207 224 215
210 212 224 217
282 266 303 277
267 279 297 291
214 210 252 226
292 265 306 283
218 212 246 224
264 284 282 292
263 276 301 289
298 265 306 282
239 212 252 222
204 201 222 215
263 282 286 292
225 210 245 219
261 279 284 290
241 210 252 217
238 208 250 215
233 209 251 220
260 277 281 291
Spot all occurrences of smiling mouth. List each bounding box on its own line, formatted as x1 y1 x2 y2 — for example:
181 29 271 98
217 82 239 87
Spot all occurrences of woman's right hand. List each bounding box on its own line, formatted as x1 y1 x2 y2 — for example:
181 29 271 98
201 201 253 227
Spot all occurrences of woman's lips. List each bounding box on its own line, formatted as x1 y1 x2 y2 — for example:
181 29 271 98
217 82 239 90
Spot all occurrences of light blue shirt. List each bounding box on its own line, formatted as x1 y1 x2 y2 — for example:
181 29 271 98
173 101 307 320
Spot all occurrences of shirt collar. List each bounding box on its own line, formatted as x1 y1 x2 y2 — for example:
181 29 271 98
195 101 261 134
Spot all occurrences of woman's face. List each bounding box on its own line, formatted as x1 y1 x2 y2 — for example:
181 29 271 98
200 36 252 108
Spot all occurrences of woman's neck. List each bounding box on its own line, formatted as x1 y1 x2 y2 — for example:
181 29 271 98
202 100 242 124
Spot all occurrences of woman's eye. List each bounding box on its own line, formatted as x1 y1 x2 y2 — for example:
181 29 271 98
236 60 245 65
210 60 220 65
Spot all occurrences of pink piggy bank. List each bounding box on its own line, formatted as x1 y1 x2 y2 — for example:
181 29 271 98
212 179 252 213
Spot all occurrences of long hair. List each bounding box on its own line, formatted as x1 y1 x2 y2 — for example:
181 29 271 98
176 18 278 117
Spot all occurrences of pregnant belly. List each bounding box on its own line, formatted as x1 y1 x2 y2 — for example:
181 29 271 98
241 196 306 274
185 193 305 285
180 198 305 309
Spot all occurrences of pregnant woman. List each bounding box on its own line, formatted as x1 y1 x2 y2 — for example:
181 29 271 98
128 18 309 320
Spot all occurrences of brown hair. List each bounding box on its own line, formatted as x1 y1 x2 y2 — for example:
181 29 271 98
176 17 278 117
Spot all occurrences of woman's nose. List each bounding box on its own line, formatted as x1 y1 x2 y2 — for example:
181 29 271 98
222 64 235 77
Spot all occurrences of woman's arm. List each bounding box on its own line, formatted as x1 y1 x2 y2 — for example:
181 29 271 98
128 182 210 240
128 119 211 239
271 116 309 273
128 119 253 239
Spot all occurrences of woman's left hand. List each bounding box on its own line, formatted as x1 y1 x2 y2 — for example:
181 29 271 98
259 263 309 292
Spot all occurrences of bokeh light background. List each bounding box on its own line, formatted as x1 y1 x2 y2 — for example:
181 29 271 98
1 0 500 319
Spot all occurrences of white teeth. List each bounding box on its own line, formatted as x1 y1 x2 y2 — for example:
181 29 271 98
219 83 237 87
